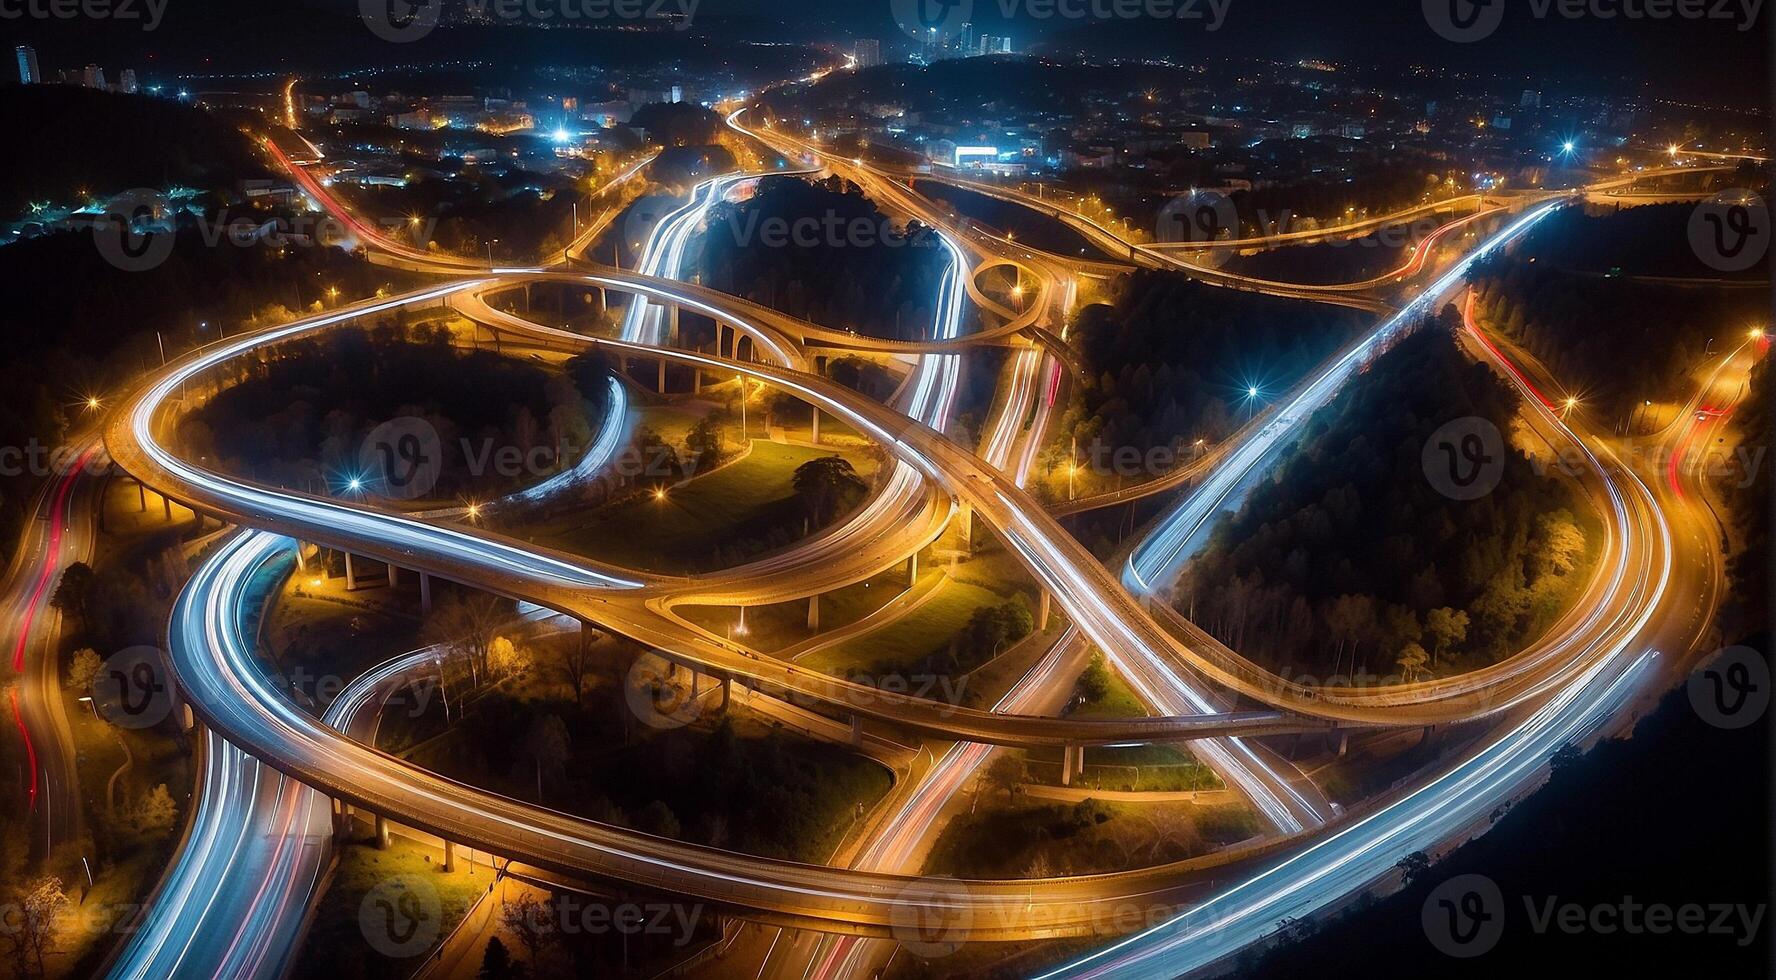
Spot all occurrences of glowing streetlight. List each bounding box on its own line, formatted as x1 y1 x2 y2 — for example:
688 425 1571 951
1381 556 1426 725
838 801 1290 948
85 396 100 411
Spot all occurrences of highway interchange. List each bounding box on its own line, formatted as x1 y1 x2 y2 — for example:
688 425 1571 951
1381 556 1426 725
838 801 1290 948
3 86 1749 979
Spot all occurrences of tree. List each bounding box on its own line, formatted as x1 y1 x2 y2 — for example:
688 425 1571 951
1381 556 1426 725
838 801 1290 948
1424 607 1468 666
558 630 595 702
521 715 570 800
66 648 102 696
424 592 505 684
133 783 178 837
498 893 553 966
791 455 867 526
684 416 723 469
49 562 94 621
634 800 681 838
983 753 1024 800
478 936 522 979
1396 642 1430 683
1534 511 1587 579
9 877 68 977
486 635 529 680
1395 850 1431 886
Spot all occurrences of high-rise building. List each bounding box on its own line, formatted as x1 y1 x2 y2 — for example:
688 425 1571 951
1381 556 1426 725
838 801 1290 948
1520 89 1542 109
980 35 1012 55
959 23 974 55
83 64 107 90
15 45 39 84
118 69 139 94
854 38 881 69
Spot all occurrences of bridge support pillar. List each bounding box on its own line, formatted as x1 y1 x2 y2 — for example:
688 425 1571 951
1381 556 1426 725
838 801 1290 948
850 715 862 749
657 356 667 393
809 407 820 445
386 562 399 588
443 839 457 872
1060 745 1077 786
294 541 308 573
344 552 359 591
906 551 919 586
136 478 147 512
719 676 732 712
1335 732 1350 757
807 593 820 632
693 368 702 394
669 304 680 344
162 493 173 520
1037 587 1052 631
957 502 972 551
419 572 433 613
374 813 391 849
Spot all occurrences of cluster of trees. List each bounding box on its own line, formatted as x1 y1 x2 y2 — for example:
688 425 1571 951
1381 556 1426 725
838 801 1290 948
1178 320 1591 679
791 456 869 526
186 321 605 500
51 560 163 656
344 165 586 262
1050 270 1365 473
0 85 267 219
1468 225 1769 425
1509 199 1771 279
0 209 408 562
1727 357 1770 632
850 595 1035 686
440 689 884 863
914 180 1114 260
694 175 952 341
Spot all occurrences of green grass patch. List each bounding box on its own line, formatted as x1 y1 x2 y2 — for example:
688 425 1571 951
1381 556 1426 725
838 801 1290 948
923 798 1259 878
296 837 488 978
528 440 875 573
801 575 1006 676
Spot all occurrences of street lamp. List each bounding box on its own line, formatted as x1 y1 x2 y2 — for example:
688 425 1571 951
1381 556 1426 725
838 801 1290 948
736 374 747 440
